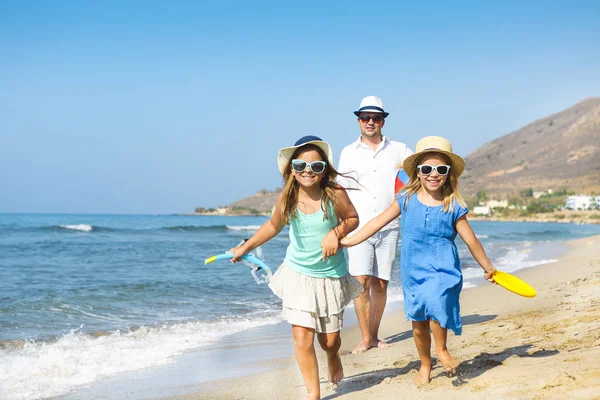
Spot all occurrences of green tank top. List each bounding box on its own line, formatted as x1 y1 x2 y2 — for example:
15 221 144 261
283 202 348 278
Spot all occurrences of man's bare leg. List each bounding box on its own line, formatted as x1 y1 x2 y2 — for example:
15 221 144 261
351 275 372 354
370 277 390 348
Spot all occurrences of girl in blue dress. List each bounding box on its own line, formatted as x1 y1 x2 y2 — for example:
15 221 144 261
342 136 497 385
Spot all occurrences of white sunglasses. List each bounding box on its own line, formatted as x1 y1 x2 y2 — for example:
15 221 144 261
417 164 451 176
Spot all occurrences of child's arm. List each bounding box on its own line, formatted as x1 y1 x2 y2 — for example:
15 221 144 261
229 193 286 262
340 201 401 247
321 187 359 260
455 215 496 282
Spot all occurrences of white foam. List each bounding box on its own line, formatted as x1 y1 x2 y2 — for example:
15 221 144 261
462 247 557 282
58 224 93 232
0 313 283 400
226 225 262 231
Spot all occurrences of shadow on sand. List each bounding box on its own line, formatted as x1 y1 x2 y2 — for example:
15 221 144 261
323 324 558 399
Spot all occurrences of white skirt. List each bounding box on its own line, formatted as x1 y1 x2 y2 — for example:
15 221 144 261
268 263 364 333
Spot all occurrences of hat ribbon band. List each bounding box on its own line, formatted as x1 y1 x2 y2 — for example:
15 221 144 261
358 106 385 113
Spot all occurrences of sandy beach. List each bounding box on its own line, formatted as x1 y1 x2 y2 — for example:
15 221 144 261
158 234 600 400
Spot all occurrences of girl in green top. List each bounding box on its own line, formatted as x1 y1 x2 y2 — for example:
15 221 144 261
230 135 362 400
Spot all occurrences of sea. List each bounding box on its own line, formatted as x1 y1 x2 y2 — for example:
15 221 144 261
1 213 600 400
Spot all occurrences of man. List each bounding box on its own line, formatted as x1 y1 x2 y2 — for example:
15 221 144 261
338 96 413 354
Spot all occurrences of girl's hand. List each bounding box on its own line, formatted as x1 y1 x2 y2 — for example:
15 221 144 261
228 246 247 263
321 230 339 260
484 267 497 283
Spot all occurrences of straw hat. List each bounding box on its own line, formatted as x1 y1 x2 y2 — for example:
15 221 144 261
402 136 465 177
277 135 333 174
353 96 389 118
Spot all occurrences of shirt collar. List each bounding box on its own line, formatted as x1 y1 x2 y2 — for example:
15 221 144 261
353 135 390 149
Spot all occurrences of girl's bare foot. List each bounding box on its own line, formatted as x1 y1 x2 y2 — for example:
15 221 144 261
437 349 459 375
306 393 319 400
351 340 371 354
414 365 431 386
328 354 344 385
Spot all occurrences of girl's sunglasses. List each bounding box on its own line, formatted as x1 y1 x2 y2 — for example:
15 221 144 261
291 159 327 174
417 164 451 176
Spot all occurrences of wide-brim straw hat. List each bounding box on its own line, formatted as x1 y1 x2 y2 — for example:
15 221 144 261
403 136 465 177
353 95 389 118
277 135 333 175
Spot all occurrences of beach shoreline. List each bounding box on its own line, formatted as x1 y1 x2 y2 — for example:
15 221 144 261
160 234 600 400
180 210 600 224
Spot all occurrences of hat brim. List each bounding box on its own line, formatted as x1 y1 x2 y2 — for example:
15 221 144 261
277 140 334 175
403 150 465 178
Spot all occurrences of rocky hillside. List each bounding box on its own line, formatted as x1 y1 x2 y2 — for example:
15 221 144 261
227 189 281 213
461 97 600 197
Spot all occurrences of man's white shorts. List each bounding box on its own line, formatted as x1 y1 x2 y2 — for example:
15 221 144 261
346 229 399 281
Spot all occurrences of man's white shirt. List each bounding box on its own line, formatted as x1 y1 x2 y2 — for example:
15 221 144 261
337 136 413 233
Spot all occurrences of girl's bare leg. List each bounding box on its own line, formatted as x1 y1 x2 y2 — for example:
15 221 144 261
412 320 432 385
429 320 459 374
317 330 343 385
292 325 320 400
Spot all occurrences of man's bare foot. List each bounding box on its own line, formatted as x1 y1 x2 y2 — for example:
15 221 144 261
414 365 431 386
351 340 372 354
371 339 391 349
437 349 459 375
327 354 344 385
306 393 319 400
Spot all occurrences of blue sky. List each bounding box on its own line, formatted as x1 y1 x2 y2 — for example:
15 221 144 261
1 1 599 214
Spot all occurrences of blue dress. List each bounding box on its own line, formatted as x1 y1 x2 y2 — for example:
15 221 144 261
397 193 469 335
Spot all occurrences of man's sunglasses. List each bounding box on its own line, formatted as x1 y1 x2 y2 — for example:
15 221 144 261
358 115 384 123
291 159 327 174
417 164 451 176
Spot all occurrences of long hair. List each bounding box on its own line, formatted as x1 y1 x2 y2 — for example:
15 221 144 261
279 144 350 225
401 152 466 212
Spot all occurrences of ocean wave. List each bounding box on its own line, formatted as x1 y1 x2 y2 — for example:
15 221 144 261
226 225 262 231
462 247 558 281
0 312 284 400
57 224 93 232
162 225 229 232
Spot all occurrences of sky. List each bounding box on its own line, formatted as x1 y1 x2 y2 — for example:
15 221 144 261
1 1 599 214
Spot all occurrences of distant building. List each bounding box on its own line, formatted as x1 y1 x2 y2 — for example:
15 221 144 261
473 206 490 215
565 195 593 210
482 200 508 208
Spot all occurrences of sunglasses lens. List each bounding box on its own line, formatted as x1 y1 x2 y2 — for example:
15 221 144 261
311 161 326 174
291 160 307 172
359 115 383 122
419 165 433 175
437 166 449 175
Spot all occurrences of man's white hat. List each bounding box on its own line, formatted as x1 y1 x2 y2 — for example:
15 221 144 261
354 96 389 118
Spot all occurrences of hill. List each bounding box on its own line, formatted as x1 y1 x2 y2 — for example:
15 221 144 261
461 97 600 197
226 188 281 214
